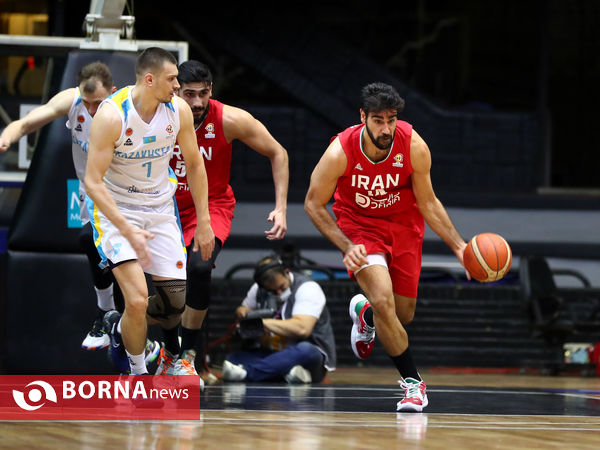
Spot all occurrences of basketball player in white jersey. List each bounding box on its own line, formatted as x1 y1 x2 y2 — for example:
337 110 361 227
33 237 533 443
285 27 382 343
85 47 214 375
0 62 127 351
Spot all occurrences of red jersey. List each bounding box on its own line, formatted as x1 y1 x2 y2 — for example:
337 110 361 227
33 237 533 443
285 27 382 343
332 121 421 221
170 99 236 246
171 99 235 209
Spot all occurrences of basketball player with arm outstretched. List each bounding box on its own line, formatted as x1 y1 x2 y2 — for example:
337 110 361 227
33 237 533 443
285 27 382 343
304 82 467 411
85 47 214 375
0 62 125 351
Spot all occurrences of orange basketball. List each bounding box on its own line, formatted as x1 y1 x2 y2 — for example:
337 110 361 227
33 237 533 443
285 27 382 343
463 233 512 282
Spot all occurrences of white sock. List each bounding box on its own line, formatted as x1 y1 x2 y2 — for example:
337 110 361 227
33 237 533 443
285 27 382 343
95 284 115 311
126 350 148 375
117 318 122 335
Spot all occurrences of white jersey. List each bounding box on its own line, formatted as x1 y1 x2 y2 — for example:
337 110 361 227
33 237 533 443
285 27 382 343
65 87 93 223
66 87 91 182
100 86 180 207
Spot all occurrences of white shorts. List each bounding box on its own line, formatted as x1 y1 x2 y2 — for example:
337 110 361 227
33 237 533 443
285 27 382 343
87 198 187 279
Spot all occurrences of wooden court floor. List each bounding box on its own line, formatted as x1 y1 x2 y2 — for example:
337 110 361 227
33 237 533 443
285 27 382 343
3 368 600 449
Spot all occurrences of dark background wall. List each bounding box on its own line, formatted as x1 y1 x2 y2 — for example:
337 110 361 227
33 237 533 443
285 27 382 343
35 0 599 196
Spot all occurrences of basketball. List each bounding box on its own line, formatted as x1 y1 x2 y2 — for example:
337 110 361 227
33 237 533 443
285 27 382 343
463 233 512 282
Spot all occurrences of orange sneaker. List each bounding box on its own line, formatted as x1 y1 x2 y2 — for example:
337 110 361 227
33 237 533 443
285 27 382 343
154 346 176 375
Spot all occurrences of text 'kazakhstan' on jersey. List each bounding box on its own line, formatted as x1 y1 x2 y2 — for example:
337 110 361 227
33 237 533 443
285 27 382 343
100 86 180 207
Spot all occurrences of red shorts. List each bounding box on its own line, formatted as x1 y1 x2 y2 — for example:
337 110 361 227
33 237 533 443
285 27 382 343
178 196 236 247
337 210 425 298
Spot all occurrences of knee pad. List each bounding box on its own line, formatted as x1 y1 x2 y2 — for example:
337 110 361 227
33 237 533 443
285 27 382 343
185 239 222 310
147 279 186 321
186 267 211 310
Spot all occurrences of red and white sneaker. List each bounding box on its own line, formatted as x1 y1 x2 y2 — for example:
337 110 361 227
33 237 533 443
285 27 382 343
349 294 376 359
397 377 428 412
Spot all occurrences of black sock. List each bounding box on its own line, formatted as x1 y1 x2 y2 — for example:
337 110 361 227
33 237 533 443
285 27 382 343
390 347 421 381
363 307 374 327
180 326 200 353
163 324 181 356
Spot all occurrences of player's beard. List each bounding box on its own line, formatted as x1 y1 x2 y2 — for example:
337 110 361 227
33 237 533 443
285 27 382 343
365 124 393 151
192 107 209 126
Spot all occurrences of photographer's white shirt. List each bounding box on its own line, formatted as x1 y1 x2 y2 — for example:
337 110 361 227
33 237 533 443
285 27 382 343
242 273 326 319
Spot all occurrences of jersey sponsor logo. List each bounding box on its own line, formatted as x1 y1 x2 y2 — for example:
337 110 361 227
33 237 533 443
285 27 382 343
354 163 363 171
393 153 404 167
77 115 85 123
124 138 133 146
74 124 83 132
176 261 184 269
127 185 160 195
166 124 173 134
355 192 401 209
126 128 133 136
204 123 215 139
143 136 157 144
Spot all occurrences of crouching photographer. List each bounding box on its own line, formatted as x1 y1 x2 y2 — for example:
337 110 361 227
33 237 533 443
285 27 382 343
222 256 337 384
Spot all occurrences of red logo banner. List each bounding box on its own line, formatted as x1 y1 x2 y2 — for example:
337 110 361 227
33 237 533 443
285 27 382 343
0 375 201 421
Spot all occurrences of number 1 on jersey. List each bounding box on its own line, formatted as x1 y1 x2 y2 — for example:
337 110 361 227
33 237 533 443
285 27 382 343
142 161 152 177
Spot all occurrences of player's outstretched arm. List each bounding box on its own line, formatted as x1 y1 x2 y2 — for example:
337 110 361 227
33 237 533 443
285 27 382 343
176 97 214 260
411 129 467 265
223 105 289 240
304 137 368 272
84 105 154 267
0 88 75 152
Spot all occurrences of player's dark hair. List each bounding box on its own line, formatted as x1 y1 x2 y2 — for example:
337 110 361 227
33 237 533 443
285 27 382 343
177 60 212 86
136 47 177 77
253 256 286 288
77 61 113 93
360 82 405 115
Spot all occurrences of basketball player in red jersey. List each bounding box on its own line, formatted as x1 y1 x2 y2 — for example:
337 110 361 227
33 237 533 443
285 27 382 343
305 82 468 412
153 60 289 376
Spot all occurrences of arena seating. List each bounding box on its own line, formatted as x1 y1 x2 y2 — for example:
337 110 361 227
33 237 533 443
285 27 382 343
201 276 587 372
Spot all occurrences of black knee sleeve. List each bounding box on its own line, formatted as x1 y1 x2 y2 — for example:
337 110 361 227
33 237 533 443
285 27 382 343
185 238 222 310
79 222 113 290
147 279 186 321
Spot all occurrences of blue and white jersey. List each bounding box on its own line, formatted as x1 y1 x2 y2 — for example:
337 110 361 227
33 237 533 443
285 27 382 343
66 87 92 183
100 85 180 207
66 87 93 223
